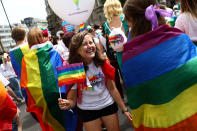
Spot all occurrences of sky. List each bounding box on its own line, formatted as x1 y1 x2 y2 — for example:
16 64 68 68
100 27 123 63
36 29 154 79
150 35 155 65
0 0 47 25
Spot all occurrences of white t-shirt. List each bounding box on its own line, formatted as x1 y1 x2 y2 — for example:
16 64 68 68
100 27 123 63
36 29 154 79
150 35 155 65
98 35 107 51
175 13 197 41
72 62 114 110
107 24 127 52
0 63 17 78
56 40 69 60
93 37 100 45
0 73 10 87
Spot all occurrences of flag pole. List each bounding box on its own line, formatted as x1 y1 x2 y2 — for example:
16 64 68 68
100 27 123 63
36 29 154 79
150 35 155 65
59 87 62 99
0 0 13 31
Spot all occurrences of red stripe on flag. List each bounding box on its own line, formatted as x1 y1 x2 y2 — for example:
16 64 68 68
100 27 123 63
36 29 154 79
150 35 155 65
135 113 197 131
21 58 54 131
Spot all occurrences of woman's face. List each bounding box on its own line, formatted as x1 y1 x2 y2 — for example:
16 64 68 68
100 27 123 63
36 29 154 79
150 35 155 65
3 57 7 63
78 35 96 63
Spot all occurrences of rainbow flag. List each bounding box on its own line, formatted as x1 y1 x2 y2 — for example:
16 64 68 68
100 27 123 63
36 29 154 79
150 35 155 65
0 81 17 130
80 22 85 32
20 44 78 131
9 43 29 79
57 62 86 87
122 25 197 130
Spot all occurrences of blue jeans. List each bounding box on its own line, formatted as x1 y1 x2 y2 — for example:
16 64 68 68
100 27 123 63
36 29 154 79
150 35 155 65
9 77 23 99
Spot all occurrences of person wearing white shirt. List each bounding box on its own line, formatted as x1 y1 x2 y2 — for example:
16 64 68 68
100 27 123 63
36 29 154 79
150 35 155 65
0 53 23 99
58 32 132 131
56 39 69 61
0 72 22 103
175 0 197 44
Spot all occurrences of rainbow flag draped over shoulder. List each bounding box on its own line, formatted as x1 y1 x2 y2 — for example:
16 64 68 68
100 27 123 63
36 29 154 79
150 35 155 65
9 43 29 79
122 25 197 130
0 81 17 131
20 44 78 131
57 62 86 87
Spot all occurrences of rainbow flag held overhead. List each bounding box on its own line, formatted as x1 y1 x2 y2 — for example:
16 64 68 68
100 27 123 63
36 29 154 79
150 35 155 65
9 43 29 79
80 22 85 32
57 62 86 87
20 44 78 131
0 81 17 130
122 25 197 130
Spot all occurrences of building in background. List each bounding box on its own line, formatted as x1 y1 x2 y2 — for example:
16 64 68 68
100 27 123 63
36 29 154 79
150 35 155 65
0 24 28 51
45 0 62 36
21 17 48 29
87 0 106 26
0 25 15 51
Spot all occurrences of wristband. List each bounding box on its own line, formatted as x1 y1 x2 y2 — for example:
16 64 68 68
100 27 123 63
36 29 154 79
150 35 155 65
122 108 129 114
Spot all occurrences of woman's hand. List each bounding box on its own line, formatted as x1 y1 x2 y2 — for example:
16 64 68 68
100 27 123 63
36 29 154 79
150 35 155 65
58 98 71 110
123 111 133 125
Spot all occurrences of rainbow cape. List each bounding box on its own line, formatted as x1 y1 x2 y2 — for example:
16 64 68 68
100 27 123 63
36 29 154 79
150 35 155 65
20 44 78 131
122 25 197 130
9 43 29 79
0 81 17 130
57 62 86 87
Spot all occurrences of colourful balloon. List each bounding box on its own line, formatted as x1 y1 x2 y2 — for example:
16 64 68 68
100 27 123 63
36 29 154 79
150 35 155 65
48 0 95 25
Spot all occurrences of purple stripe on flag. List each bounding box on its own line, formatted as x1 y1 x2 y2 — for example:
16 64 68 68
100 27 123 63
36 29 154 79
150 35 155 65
57 62 83 71
123 25 183 62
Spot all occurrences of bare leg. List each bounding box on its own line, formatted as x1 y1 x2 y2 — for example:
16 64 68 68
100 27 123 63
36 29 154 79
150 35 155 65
14 108 22 131
83 118 102 131
6 86 22 103
101 113 120 131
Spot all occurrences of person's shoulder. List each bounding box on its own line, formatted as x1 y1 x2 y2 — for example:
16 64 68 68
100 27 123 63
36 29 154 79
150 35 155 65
120 14 125 21
176 12 187 22
178 12 188 18
9 43 28 52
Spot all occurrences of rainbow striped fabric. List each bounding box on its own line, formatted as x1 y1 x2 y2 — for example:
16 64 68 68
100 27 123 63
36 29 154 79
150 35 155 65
80 22 85 32
20 44 77 131
122 25 197 130
57 62 86 87
9 43 29 79
0 81 17 130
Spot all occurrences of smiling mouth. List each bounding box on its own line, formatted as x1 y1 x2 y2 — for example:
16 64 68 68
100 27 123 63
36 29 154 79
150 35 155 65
86 48 94 54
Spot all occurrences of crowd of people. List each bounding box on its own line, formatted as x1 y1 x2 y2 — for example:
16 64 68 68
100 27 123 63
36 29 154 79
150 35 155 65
1 0 197 131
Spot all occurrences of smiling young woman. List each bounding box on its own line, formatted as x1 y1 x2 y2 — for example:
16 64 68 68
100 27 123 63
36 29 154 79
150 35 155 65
58 31 132 131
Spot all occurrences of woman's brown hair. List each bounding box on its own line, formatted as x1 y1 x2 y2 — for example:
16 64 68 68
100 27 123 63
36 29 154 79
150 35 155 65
27 28 44 48
123 0 166 39
181 0 197 18
68 31 106 70
11 26 26 41
62 31 76 49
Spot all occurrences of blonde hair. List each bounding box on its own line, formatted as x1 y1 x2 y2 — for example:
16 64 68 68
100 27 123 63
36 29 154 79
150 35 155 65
27 28 44 48
104 0 123 23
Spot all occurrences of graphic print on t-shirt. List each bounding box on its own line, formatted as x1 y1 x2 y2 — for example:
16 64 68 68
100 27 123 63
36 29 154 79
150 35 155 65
109 34 124 47
87 72 105 90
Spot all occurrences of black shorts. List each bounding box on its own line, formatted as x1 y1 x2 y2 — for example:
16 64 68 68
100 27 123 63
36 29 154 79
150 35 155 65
77 102 118 123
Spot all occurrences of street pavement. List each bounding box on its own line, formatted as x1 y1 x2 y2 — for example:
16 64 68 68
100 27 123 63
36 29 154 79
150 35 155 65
19 103 134 131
